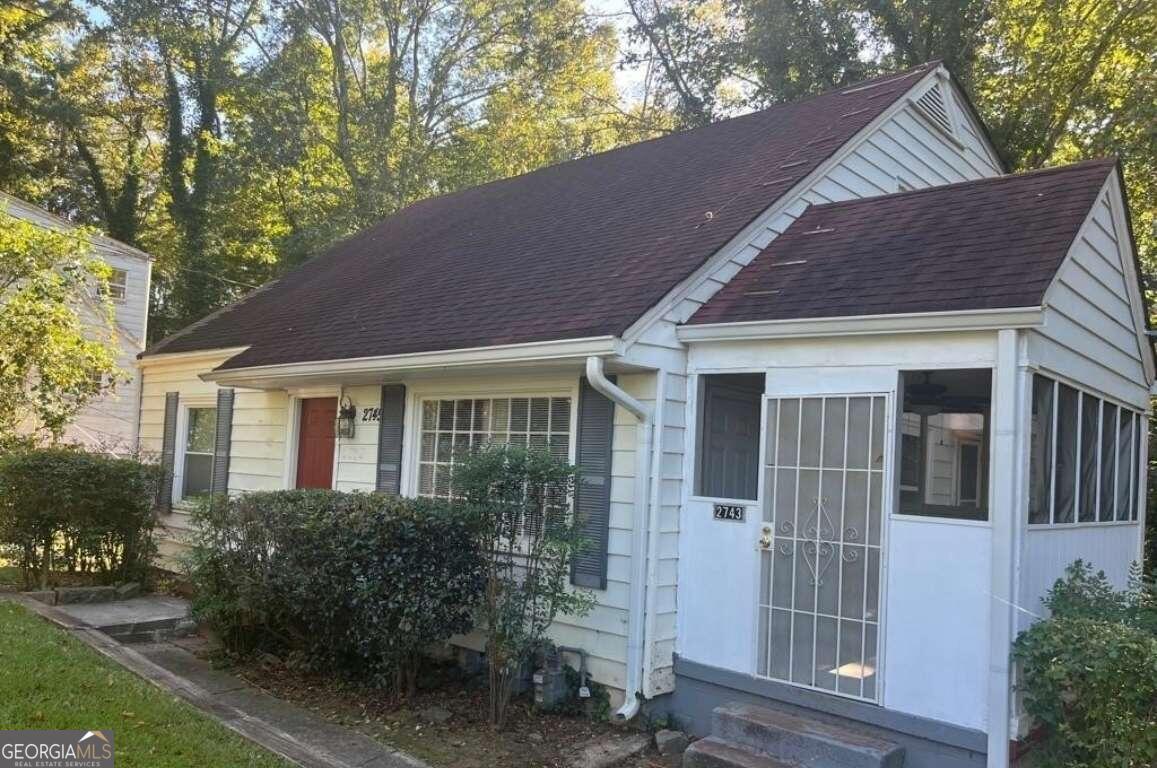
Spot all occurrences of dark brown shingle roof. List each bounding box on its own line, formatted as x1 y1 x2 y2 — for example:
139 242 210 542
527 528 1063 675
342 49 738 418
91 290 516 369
686 159 1118 326
145 63 943 368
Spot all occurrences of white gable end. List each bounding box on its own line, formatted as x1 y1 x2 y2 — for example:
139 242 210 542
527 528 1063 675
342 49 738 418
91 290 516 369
1032 172 1154 408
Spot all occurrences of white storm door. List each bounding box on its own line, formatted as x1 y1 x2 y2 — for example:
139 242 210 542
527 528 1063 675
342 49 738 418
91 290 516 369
756 394 889 703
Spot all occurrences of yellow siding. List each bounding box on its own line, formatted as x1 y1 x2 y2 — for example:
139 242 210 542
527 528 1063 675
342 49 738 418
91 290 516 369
140 352 289 567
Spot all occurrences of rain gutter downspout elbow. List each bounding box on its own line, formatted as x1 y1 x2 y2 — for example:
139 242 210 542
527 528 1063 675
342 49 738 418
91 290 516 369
585 356 652 722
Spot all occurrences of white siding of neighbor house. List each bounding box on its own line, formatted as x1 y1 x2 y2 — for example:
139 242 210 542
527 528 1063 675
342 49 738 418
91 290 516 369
66 245 152 454
2 192 153 453
1016 174 1151 633
139 353 288 564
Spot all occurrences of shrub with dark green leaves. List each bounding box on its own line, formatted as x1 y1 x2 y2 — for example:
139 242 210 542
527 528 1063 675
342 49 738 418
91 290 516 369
1013 561 1157 767
186 490 484 695
0 447 159 588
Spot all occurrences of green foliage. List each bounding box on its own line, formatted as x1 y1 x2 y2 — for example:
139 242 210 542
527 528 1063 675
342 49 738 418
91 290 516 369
0 602 292 768
186 490 485 695
450 444 594 729
0 206 123 445
0 447 159 588
1013 560 1157 767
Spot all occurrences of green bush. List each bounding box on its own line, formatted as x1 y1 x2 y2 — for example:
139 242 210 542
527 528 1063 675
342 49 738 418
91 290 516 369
1013 561 1157 767
186 490 484 695
0 447 159 588
450 444 594 729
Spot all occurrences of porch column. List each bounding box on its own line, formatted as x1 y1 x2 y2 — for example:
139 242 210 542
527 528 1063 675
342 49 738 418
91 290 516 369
987 329 1022 767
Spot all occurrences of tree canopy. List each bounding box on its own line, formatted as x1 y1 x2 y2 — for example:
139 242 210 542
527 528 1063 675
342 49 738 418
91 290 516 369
1 0 1153 341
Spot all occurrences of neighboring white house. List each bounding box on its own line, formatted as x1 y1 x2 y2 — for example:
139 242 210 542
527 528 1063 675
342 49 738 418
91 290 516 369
2 192 153 453
136 61 1151 768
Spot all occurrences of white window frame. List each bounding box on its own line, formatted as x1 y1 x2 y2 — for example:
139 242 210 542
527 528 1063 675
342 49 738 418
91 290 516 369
403 380 580 500
1028 371 1144 527
96 267 128 303
173 398 217 506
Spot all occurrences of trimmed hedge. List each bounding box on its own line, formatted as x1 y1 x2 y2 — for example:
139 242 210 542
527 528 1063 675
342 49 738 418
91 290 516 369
187 490 484 693
0 447 159 588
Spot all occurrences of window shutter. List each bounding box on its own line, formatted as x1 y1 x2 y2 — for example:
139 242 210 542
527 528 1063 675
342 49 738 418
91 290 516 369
376 384 406 495
211 388 235 497
157 392 179 513
572 377 615 589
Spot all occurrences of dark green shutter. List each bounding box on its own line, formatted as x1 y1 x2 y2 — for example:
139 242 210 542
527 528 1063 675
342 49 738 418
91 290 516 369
376 384 406 495
211 388 235 497
157 392 179 513
572 377 616 589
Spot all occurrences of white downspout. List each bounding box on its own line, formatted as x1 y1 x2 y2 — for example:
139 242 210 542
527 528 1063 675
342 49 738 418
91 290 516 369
586 356 653 721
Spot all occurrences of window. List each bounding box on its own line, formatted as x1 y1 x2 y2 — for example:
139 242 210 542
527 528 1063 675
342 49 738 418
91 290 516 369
696 374 764 499
898 369 991 521
416 396 572 500
98 268 128 302
182 407 217 499
1029 373 1142 525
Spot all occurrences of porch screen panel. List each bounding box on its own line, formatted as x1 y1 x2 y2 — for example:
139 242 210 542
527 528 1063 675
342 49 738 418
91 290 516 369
758 394 886 703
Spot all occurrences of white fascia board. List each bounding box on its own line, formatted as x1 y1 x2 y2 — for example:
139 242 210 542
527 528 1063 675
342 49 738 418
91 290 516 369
200 336 624 385
676 307 1044 343
138 346 250 367
620 66 946 348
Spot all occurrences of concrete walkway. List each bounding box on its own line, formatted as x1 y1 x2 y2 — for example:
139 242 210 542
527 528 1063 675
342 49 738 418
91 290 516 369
11 595 428 768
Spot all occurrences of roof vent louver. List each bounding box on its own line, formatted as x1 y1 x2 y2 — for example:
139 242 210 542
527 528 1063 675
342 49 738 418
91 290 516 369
914 83 955 137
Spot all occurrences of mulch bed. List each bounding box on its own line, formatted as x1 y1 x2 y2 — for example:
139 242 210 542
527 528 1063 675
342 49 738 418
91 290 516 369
221 654 668 768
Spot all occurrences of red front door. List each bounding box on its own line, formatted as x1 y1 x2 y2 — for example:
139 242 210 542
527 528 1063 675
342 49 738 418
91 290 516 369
296 398 337 489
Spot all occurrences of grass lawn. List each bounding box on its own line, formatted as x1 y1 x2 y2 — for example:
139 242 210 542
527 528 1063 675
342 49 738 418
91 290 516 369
0 601 290 768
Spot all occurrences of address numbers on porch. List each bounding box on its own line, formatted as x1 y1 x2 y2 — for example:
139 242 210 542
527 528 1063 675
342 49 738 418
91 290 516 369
713 503 746 521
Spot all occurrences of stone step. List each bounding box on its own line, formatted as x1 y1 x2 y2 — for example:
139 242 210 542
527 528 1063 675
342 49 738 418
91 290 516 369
683 737 799 768
712 703 904 768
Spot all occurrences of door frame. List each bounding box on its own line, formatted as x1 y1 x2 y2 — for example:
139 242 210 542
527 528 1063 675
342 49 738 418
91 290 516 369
751 385 895 706
283 387 341 490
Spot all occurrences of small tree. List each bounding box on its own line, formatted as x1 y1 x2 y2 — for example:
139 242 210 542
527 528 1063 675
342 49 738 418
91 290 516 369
452 444 595 729
0 206 122 447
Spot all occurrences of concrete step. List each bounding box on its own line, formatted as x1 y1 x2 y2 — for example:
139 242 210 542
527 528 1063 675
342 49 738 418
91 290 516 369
683 738 799 768
50 596 193 644
712 703 904 768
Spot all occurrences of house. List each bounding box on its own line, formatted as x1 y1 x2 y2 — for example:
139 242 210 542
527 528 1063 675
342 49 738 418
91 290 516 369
2 192 153 453
136 61 1151 768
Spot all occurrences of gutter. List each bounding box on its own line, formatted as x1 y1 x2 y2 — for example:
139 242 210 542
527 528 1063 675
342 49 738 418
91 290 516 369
585 356 653 721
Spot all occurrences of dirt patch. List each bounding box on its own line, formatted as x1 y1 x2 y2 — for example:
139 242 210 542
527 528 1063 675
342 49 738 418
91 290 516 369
224 656 673 768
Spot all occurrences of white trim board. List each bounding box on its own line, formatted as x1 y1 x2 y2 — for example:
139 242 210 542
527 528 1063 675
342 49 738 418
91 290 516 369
678 308 1044 343
202 336 623 387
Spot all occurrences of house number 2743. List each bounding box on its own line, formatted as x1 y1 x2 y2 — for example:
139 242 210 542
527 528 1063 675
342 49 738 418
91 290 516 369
713 503 745 522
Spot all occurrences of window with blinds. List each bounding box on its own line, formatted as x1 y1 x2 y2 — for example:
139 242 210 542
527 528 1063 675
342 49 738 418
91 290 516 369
417 396 572 499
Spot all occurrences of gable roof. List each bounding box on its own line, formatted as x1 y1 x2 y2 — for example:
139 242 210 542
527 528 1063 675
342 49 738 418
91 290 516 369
0 191 153 264
145 62 944 369
686 159 1119 327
